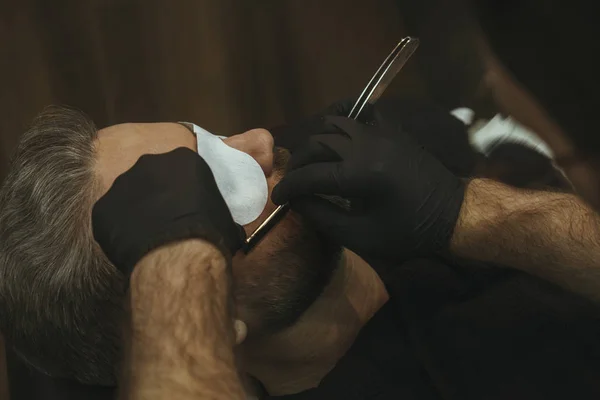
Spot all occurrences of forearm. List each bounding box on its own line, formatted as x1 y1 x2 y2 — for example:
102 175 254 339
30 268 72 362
451 178 600 302
120 239 245 400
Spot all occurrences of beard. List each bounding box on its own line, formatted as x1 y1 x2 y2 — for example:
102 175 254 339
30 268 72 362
233 147 343 335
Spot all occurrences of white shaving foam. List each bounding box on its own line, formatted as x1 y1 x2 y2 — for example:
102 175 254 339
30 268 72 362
184 123 268 226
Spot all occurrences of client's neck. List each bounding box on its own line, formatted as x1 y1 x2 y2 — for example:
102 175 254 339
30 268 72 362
242 250 389 396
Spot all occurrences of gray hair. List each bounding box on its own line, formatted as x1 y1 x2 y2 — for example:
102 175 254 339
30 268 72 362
0 106 125 385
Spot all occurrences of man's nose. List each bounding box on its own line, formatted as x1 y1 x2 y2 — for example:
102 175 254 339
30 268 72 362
223 129 274 177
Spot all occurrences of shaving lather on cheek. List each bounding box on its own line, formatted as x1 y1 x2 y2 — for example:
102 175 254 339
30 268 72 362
183 123 268 226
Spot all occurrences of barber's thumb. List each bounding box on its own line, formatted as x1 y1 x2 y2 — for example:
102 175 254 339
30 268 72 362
289 195 352 243
322 98 355 117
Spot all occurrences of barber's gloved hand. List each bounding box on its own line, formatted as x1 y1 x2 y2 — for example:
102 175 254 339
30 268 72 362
271 99 374 153
271 116 465 263
92 147 245 276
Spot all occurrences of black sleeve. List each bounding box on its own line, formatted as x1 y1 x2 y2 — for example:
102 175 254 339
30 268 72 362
384 257 600 400
266 301 441 400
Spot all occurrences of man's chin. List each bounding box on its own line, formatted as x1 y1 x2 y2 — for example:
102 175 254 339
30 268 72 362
238 212 342 335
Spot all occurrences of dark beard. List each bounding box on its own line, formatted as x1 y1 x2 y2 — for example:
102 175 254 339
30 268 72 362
251 216 343 333
235 147 343 334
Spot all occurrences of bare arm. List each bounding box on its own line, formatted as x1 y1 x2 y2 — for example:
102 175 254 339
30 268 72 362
120 239 245 400
451 178 600 302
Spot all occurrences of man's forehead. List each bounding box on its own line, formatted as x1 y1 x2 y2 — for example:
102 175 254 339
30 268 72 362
97 122 196 145
95 122 197 196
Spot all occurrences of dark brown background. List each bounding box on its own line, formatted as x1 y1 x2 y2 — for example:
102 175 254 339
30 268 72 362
0 0 484 397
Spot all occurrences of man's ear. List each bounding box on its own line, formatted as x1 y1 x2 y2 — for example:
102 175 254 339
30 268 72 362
234 319 248 345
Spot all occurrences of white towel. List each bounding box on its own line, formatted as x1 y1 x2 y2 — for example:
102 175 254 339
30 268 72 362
469 114 554 159
187 123 268 226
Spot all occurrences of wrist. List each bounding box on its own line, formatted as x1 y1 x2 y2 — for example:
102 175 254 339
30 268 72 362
125 239 238 388
131 239 229 284
129 238 234 346
449 179 508 256
449 178 562 259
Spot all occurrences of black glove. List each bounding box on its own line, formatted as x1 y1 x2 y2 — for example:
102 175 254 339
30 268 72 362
271 115 465 263
271 98 477 177
92 147 245 276
270 99 374 153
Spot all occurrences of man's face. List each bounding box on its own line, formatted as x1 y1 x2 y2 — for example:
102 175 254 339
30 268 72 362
94 123 341 334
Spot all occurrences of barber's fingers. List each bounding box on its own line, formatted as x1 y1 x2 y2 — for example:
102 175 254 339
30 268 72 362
273 162 364 204
327 115 370 135
326 113 397 141
272 162 338 204
288 136 342 171
289 132 357 171
289 195 361 245
321 99 355 117
322 100 378 123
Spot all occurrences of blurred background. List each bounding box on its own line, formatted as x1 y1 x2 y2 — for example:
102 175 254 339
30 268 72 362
0 0 492 397
0 0 490 178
